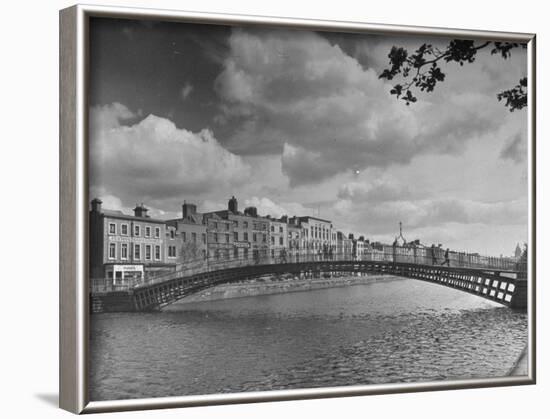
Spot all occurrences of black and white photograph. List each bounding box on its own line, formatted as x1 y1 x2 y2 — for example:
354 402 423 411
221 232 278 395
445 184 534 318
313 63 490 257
86 13 532 404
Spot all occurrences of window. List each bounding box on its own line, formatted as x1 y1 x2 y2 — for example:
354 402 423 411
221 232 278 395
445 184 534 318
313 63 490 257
121 243 128 260
234 220 239 227
145 245 152 260
202 233 206 244
253 233 257 242
182 232 187 242
226 223 230 231
225 233 230 243
109 223 116 234
109 243 116 259
234 232 238 241
121 224 128 235
145 226 151 237
134 225 140 236
155 227 160 238
170 230 175 239
271 226 274 232
279 237 283 245
168 246 176 258
134 244 141 260
243 248 248 259
213 222 218 230
271 236 275 244
244 232 248 241
279 226 283 233
271 249 275 257
262 234 267 243
214 233 218 242
234 247 239 259
155 245 161 260
243 221 248 228
192 232 197 243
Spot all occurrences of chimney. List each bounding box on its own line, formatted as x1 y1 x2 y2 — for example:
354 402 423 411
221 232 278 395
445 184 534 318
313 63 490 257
228 196 238 213
182 202 197 218
280 215 288 223
134 203 149 218
244 206 257 217
91 198 102 213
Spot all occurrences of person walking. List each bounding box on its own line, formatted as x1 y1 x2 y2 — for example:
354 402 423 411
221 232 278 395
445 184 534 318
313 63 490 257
441 248 450 266
430 244 438 265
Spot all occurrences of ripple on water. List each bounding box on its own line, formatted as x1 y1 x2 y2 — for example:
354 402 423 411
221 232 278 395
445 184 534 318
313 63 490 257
90 278 527 400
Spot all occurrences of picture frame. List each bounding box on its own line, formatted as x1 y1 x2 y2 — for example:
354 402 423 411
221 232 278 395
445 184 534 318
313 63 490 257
60 3 536 414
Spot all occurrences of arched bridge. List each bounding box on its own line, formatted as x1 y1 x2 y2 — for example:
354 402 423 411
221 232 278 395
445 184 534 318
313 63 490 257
102 255 527 312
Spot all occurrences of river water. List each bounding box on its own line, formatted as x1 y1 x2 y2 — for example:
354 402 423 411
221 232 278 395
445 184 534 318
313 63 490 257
89 277 528 401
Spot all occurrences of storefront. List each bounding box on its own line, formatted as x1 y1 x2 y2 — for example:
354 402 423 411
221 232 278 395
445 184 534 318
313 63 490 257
105 264 144 286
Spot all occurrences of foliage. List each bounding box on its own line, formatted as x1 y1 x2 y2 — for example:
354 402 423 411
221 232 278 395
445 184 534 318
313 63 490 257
379 40 527 111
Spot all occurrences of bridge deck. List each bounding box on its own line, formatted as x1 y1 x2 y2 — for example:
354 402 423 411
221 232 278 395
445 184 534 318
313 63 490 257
115 260 526 313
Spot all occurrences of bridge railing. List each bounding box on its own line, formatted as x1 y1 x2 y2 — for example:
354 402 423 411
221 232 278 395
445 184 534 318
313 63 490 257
91 245 523 292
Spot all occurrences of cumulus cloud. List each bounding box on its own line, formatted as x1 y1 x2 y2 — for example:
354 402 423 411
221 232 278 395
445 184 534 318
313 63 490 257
214 29 501 186
338 179 421 203
244 196 309 218
90 102 251 208
331 196 527 235
97 193 180 219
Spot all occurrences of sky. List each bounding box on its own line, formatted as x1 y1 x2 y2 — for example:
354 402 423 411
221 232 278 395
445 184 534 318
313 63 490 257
88 17 529 256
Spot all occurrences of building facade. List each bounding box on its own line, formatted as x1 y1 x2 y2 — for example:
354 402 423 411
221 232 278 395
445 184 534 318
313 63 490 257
166 202 208 265
290 216 335 256
268 217 288 259
336 231 354 259
206 197 271 262
203 212 234 261
89 199 175 286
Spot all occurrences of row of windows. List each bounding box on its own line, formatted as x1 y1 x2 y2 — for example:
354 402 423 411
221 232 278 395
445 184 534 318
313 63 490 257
270 225 285 233
180 232 207 244
108 222 161 238
209 232 271 243
211 220 269 231
310 226 331 240
108 242 161 261
270 236 284 245
210 221 231 231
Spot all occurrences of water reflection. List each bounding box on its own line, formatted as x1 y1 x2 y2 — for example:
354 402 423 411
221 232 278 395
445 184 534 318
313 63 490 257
90 278 527 401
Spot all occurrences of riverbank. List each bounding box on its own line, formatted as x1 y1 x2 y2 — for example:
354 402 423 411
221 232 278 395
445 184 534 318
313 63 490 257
166 274 402 306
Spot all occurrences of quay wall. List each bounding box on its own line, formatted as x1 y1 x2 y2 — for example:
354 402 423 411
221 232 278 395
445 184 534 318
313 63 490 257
165 274 400 306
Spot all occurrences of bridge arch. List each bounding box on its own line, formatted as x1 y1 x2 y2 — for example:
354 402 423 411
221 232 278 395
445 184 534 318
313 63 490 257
130 260 526 312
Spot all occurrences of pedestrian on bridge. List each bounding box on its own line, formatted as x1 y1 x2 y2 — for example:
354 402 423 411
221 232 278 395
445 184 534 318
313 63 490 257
430 244 438 265
441 248 450 267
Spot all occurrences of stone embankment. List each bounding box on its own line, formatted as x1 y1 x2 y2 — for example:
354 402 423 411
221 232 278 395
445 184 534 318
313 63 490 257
169 274 401 305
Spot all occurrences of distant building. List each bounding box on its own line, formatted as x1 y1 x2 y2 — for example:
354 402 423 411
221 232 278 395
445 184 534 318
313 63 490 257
289 216 335 256
203 212 234 261
268 217 288 259
287 220 302 258
353 236 365 259
514 243 523 260
165 202 208 264
89 198 176 285
336 231 353 259
204 197 270 261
